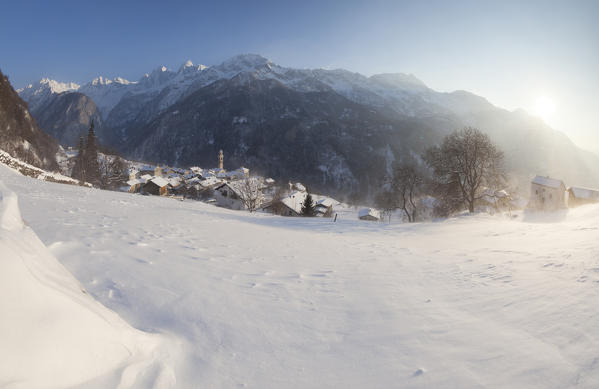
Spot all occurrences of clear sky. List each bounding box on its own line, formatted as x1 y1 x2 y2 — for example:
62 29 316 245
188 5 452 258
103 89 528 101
2 0 597 153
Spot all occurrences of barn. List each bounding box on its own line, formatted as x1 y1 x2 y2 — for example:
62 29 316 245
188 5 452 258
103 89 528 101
567 186 599 207
142 177 169 196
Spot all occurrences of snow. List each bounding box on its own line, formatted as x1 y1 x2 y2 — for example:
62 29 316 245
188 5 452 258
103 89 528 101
126 178 142 186
149 176 169 187
2 163 599 388
315 197 336 208
532 175 564 189
281 190 308 214
0 149 85 186
358 207 380 220
294 182 306 192
0 179 173 388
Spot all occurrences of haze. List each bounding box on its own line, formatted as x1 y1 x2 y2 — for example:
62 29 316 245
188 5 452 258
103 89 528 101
2 0 597 154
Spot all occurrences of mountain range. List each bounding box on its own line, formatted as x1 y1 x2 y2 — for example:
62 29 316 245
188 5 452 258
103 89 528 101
16 54 599 197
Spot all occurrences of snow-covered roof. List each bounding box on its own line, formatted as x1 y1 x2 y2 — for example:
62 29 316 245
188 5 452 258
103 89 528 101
185 177 202 185
140 174 152 181
149 176 169 187
217 167 250 179
265 178 275 184
495 189 509 198
126 178 142 186
481 188 510 200
532 176 564 189
358 208 380 219
281 191 308 214
215 181 246 197
199 176 222 188
167 176 183 187
569 186 599 199
315 198 335 208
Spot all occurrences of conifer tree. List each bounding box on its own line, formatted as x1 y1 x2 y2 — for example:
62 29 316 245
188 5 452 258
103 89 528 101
301 193 315 217
71 136 86 182
84 121 101 185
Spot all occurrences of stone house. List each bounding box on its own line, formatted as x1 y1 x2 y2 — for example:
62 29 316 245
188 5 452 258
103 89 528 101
528 176 566 211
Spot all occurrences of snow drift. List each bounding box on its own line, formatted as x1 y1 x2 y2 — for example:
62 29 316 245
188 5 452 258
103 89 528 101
0 180 174 388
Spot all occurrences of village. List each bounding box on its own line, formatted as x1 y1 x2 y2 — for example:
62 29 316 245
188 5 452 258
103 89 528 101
124 150 345 218
122 149 599 222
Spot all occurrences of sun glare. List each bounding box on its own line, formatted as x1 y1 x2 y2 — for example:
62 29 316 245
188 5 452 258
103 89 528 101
534 96 556 120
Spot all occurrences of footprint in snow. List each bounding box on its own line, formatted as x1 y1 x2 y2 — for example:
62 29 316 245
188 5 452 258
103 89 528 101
413 368 425 376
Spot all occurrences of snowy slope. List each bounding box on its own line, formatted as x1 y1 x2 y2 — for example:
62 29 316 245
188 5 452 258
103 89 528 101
1 163 599 388
0 178 175 388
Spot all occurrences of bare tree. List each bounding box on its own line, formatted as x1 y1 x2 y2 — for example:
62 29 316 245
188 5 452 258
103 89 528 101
375 190 395 223
391 164 422 222
424 127 504 214
268 186 288 215
99 155 129 190
237 177 263 213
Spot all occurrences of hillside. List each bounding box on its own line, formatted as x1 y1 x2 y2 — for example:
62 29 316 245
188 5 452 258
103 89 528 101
2 161 599 388
0 69 59 170
31 91 103 147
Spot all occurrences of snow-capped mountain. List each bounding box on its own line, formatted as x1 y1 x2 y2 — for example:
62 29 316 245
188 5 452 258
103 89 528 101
17 78 80 113
20 54 474 124
78 76 136 117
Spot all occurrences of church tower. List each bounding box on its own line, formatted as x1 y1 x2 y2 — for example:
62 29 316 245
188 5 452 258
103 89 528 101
218 149 224 170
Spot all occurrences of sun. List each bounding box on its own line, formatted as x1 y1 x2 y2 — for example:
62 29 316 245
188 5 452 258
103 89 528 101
534 96 556 120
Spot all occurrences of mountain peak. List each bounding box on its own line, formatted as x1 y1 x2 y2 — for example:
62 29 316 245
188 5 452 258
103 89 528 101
90 76 111 86
219 54 273 71
113 77 134 85
178 60 207 74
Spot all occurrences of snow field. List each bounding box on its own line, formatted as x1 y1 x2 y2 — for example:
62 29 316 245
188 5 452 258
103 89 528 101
0 179 175 388
1 163 598 388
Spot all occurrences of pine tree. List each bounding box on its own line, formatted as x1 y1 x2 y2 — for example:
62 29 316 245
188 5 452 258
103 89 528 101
301 193 315 217
71 136 86 182
84 121 101 185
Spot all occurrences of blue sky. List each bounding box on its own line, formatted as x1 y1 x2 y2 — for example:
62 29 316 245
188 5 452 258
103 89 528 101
2 0 598 152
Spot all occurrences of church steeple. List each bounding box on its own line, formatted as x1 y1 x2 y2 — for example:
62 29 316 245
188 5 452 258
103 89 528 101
218 149 224 170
